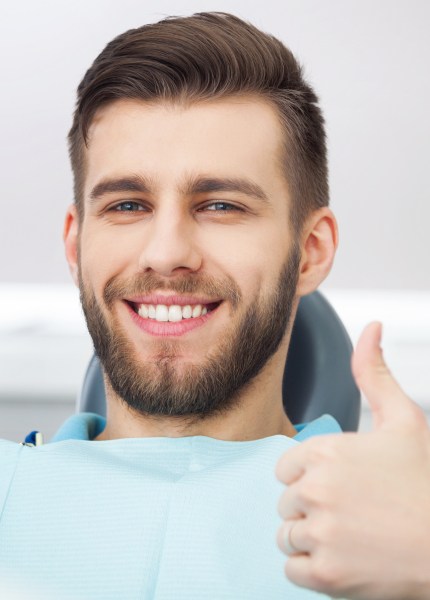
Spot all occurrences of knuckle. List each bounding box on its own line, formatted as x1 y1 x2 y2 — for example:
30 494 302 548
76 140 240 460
309 555 343 594
294 473 337 510
354 360 390 389
407 402 428 430
308 438 339 465
374 362 392 378
296 479 325 507
310 514 337 545
394 399 429 436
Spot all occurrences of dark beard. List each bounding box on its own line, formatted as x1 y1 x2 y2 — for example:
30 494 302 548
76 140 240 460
78 244 301 423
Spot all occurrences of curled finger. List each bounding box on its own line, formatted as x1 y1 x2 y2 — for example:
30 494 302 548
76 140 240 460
277 517 313 557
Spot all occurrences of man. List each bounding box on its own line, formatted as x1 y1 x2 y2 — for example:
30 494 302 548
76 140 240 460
0 11 429 600
0 12 338 598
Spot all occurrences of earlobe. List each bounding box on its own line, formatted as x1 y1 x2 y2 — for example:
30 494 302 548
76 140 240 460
63 204 80 287
295 208 338 297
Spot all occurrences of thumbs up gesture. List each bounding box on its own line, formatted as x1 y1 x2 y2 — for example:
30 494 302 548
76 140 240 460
276 322 430 599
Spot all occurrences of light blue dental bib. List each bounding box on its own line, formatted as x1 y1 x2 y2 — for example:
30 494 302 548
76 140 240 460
0 413 339 599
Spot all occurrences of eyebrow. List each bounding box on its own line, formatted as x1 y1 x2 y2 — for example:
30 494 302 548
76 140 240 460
89 176 151 201
184 177 269 203
89 175 270 204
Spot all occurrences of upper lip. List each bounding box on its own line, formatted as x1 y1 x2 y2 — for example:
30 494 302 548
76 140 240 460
124 294 222 307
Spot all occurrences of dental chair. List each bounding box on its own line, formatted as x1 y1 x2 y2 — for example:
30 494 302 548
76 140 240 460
77 291 361 431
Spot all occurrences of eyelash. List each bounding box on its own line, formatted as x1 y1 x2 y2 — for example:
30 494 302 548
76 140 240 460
110 201 146 212
199 202 242 212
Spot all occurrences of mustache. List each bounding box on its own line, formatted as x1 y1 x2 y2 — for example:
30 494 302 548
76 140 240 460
103 271 242 309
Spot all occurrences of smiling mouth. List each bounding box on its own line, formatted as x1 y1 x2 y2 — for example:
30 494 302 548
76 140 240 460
126 300 222 323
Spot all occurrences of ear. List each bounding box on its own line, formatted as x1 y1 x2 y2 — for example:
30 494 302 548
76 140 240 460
63 204 80 287
295 207 338 297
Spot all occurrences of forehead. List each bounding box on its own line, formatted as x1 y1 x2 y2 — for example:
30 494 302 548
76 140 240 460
84 96 288 200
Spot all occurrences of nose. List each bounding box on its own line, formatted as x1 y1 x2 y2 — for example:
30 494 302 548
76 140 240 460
138 208 202 277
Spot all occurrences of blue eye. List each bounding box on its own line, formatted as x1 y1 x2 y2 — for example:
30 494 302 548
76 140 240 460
205 202 240 211
113 201 144 212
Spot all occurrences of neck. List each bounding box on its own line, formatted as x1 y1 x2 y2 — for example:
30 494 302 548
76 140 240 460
94 399 297 441
94 363 297 441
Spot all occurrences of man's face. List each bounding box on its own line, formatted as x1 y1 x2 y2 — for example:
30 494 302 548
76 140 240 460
73 97 302 421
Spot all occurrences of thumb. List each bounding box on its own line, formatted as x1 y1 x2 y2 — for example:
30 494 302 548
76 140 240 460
352 322 422 431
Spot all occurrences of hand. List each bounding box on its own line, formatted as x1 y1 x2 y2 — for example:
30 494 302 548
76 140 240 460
275 322 430 600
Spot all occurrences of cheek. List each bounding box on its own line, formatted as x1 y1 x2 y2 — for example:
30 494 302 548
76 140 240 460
79 227 139 292
203 225 288 291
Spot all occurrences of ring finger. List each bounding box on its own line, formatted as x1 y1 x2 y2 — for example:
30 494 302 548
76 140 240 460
277 518 312 556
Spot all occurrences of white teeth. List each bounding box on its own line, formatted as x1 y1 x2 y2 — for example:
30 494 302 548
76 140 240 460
138 305 148 318
182 305 192 319
136 303 213 322
192 305 202 318
155 305 169 322
168 305 182 322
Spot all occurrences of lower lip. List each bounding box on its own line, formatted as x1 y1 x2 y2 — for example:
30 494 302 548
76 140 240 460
124 302 220 337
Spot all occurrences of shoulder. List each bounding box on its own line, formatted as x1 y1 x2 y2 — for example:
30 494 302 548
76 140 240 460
51 412 106 442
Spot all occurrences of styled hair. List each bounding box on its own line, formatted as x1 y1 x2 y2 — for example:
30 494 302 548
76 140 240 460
68 12 328 234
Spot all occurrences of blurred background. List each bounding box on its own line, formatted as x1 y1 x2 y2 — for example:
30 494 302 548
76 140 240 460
0 0 429 441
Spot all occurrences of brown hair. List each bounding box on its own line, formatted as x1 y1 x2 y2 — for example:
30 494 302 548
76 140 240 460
68 12 328 234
